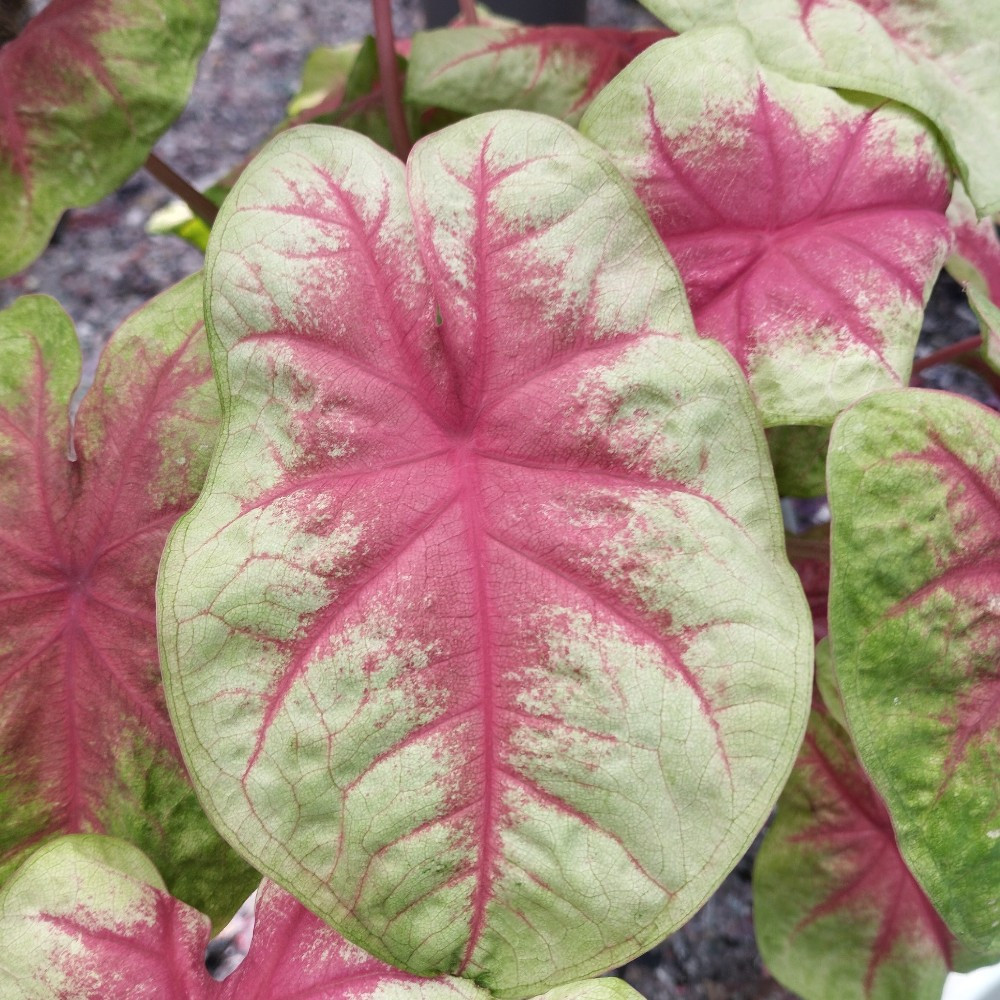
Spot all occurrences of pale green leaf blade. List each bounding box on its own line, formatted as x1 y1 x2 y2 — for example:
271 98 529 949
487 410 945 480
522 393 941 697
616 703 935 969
533 981 646 1000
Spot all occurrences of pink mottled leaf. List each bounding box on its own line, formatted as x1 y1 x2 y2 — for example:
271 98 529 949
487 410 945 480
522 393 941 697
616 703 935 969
829 388 1000 952
158 113 812 996
639 0 1000 215
0 276 256 926
0 0 218 277
0 834 650 1000
754 706 966 1000
581 28 951 426
407 24 671 125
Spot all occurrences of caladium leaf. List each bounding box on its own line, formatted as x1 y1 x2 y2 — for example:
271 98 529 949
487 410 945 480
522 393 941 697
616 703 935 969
158 113 812 996
0 0 218 278
754 707 964 1000
0 835 212 999
0 276 256 926
0 833 652 1000
767 425 830 498
638 0 1000 216
829 388 1000 952
406 25 671 126
580 28 951 427
945 183 1000 373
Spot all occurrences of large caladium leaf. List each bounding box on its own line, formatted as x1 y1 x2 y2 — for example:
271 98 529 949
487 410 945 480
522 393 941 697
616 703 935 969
158 113 812 996
829 388 1000 952
754 706 966 1000
0 0 218 278
0 834 651 1000
638 0 1000 216
0 276 256 926
580 28 951 427
406 25 671 126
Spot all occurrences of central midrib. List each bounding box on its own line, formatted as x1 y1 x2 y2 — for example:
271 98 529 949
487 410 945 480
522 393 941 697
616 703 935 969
452 440 499 974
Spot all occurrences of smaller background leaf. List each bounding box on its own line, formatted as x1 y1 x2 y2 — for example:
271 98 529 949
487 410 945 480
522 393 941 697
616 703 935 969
754 707 963 1000
406 25 671 125
0 0 219 277
829 388 1000 953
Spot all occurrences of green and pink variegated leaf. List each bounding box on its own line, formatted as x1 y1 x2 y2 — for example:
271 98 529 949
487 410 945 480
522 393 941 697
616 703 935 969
0 0 218 278
406 25 671 126
158 114 812 996
754 706 965 1000
0 276 256 926
829 388 1000 952
638 0 1000 215
580 28 951 427
0 834 650 1000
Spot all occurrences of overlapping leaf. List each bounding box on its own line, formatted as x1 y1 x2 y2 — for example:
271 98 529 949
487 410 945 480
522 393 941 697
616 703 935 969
0 834 649 1000
0 0 218 277
767 425 830 498
0 276 256 926
406 25 671 125
581 28 951 426
829 388 1000 952
945 183 1000 372
755 706 964 1000
638 0 1000 215
158 113 812 996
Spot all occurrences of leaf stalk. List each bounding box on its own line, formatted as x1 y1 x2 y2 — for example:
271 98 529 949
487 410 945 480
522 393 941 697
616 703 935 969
372 0 412 160
143 152 218 228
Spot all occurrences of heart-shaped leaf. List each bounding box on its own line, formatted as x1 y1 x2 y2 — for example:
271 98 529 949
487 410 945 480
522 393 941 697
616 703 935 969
0 0 218 278
580 28 951 427
406 25 671 125
829 388 1000 952
0 834 652 1000
0 276 256 926
638 0 1000 216
754 706 965 1000
158 113 812 996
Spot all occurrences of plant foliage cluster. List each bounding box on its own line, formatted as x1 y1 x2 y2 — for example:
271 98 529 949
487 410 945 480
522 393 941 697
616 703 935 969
1 1 1000 998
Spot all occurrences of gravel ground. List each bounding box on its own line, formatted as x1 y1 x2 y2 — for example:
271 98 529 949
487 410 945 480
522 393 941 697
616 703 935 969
1 1 987 996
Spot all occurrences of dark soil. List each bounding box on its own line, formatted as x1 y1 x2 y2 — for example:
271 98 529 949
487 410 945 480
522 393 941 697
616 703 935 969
0 1 984 997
